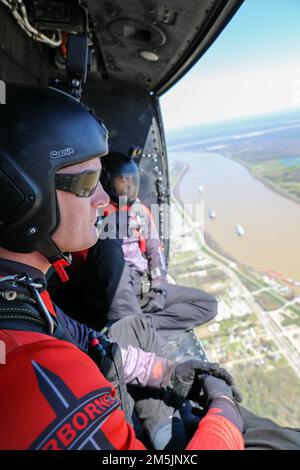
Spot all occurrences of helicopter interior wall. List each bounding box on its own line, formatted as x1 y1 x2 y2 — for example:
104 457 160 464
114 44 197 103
0 1 170 255
0 0 245 94
0 5 52 84
0 0 244 263
83 80 153 155
0 2 170 205
85 0 244 95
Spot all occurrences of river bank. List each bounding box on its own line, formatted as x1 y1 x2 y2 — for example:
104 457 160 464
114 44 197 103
224 153 300 207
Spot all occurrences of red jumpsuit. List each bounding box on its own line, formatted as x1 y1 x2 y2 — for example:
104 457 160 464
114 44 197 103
0 267 243 450
0 328 243 449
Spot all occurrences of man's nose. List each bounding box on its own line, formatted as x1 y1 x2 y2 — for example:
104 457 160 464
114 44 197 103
92 182 110 208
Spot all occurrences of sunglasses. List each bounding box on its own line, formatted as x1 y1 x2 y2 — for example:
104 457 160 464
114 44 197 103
55 169 101 198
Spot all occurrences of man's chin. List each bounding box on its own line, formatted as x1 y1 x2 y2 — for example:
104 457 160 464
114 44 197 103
95 225 100 238
74 232 99 252
90 227 100 246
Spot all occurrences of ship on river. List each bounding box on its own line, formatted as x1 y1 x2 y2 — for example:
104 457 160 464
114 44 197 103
235 224 245 236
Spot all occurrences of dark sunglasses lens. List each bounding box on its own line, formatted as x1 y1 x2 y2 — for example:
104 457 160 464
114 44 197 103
55 170 100 197
77 171 100 197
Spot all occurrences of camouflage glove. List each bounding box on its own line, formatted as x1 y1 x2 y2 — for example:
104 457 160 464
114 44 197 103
140 288 167 313
169 359 242 403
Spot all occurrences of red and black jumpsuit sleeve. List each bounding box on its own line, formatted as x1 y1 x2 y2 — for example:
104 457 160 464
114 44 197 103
0 329 146 450
0 328 243 450
186 397 244 450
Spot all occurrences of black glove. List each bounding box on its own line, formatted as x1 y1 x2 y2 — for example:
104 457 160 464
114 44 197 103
201 375 237 403
169 359 242 403
140 288 167 313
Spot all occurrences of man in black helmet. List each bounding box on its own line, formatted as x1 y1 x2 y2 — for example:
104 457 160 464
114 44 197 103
0 82 246 450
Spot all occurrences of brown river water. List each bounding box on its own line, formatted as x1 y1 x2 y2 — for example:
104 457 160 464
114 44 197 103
172 150 300 283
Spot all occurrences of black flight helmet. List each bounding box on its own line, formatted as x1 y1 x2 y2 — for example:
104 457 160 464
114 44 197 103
0 82 108 267
101 149 141 205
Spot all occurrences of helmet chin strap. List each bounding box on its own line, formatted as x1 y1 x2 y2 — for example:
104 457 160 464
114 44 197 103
35 237 72 283
51 258 71 283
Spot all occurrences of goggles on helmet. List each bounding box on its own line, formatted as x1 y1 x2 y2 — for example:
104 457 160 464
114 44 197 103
55 169 101 198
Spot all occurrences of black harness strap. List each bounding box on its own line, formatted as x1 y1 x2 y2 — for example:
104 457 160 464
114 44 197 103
0 295 133 424
0 296 77 346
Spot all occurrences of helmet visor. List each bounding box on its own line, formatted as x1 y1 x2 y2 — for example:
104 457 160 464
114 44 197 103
113 174 140 201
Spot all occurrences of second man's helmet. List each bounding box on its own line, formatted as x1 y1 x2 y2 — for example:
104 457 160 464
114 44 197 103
101 152 140 206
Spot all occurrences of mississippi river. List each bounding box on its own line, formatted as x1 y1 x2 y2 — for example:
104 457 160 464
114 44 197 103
172 150 300 283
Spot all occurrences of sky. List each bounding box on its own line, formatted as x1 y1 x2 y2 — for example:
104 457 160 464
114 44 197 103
160 0 300 130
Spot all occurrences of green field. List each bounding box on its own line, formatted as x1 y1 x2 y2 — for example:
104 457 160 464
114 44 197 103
174 274 205 290
233 363 300 428
247 157 300 202
254 291 285 311
282 307 300 327
235 271 263 291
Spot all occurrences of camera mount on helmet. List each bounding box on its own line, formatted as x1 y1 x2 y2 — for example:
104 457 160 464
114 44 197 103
48 2 91 101
49 32 90 102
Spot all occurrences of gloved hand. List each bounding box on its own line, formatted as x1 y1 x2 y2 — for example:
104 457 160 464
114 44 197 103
201 374 242 404
201 375 244 435
140 288 167 313
169 359 242 403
